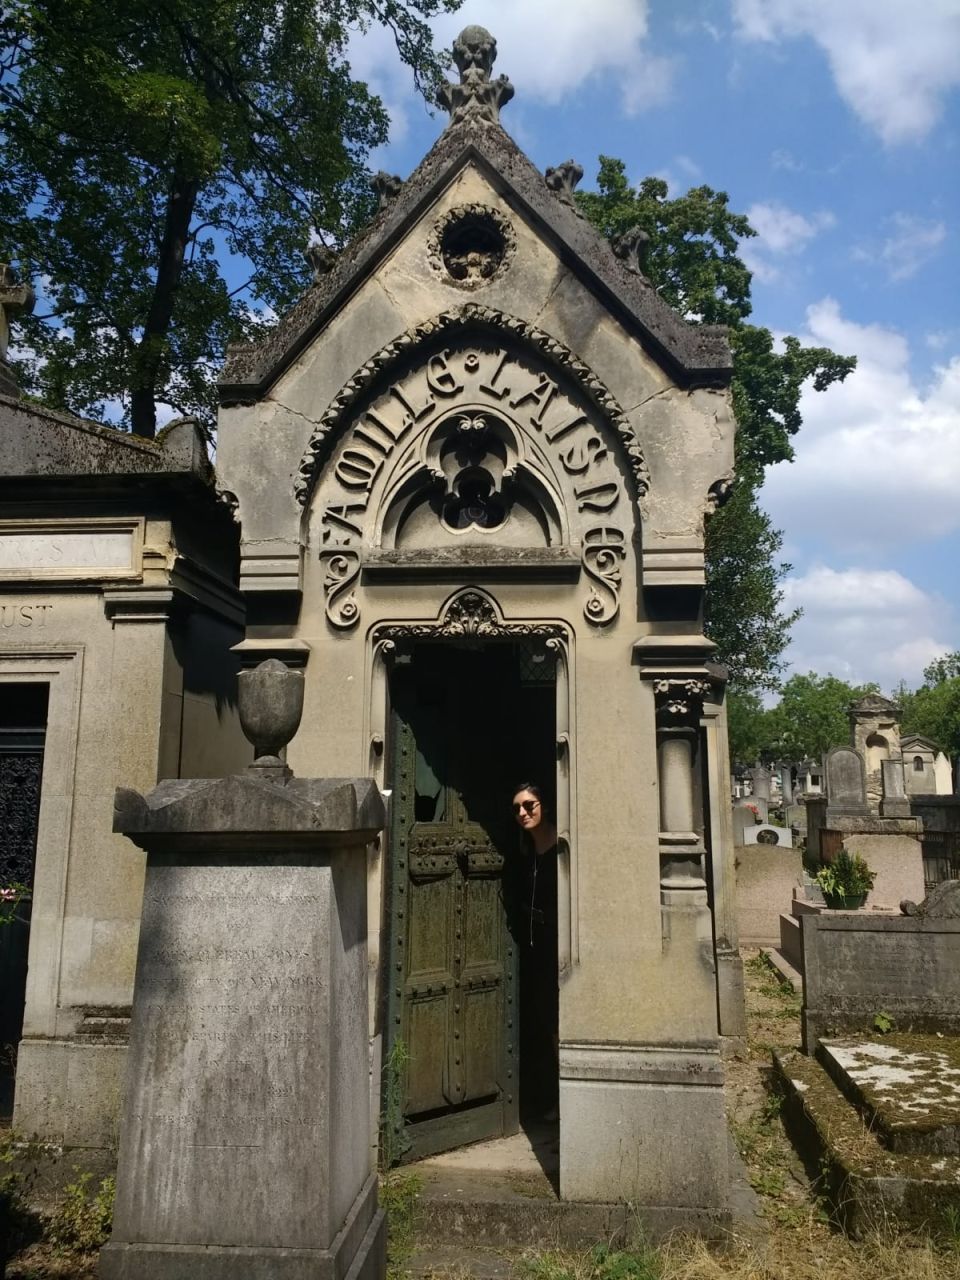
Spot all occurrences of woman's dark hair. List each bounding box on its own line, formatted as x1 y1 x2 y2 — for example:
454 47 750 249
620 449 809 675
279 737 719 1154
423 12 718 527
511 781 542 801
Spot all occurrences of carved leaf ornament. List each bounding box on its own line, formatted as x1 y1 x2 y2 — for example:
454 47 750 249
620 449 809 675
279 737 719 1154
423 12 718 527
375 590 566 645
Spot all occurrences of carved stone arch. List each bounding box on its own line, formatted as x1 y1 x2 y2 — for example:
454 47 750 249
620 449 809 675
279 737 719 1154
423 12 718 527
294 302 649 508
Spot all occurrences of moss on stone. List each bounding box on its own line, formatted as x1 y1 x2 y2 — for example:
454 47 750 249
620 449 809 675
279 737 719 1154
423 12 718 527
774 1048 960 1237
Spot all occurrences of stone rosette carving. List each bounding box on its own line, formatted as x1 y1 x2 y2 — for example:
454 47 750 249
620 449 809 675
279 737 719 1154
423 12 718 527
294 303 650 506
374 590 565 644
437 25 515 126
426 203 516 289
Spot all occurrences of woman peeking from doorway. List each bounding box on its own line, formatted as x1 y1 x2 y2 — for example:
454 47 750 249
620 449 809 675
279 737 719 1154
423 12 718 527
512 782 559 1121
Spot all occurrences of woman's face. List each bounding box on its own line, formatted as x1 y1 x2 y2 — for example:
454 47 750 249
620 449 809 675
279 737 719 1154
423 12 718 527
512 789 542 832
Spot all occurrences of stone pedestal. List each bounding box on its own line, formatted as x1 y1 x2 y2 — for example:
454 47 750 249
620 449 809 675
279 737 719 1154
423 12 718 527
100 774 386 1280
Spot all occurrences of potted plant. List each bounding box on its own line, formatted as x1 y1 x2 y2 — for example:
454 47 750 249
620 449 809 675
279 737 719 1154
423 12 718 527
815 849 875 909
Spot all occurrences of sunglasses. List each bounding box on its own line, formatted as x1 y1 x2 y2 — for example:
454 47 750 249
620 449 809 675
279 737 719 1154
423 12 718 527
512 799 540 815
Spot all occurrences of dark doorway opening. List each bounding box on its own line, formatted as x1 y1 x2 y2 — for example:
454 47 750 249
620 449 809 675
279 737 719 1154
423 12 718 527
0 682 49 1117
384 640 556 1164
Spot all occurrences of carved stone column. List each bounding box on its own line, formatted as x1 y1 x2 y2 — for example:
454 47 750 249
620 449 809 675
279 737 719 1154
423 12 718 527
654 678 710 908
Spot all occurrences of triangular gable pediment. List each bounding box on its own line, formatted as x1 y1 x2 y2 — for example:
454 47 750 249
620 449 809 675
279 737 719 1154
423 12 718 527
219 119 732 403
901 734 943 753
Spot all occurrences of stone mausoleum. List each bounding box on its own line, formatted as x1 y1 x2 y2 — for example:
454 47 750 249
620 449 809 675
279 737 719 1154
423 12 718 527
0 27 744 1216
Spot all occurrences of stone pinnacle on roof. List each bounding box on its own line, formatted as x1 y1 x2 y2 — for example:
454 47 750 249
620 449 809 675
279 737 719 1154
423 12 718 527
0 263 35 398
437 25 515 126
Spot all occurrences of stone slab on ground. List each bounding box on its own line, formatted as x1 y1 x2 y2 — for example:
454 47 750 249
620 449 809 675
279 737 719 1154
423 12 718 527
407 1125 750 1248
819 1036 960 1155
775 1047 960 1237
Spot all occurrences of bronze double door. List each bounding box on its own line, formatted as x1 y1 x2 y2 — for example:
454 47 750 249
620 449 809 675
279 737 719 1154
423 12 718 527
385 643 553 1160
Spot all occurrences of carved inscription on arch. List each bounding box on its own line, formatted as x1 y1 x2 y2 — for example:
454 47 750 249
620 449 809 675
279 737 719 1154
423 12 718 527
316 340 636 631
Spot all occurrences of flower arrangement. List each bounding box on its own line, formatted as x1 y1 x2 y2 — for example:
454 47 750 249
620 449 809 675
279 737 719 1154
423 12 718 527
815 849 875 908
0 883 30 927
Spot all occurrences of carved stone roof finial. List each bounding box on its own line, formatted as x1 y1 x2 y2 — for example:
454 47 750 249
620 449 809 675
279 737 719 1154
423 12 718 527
545 160 584 204
304 242 337 281
372 171 403 210
0 263 35 397
437 25 515 126
612 225 650 275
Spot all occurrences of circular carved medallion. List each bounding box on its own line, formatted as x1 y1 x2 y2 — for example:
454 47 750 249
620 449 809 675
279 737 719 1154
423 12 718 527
429 204 515 288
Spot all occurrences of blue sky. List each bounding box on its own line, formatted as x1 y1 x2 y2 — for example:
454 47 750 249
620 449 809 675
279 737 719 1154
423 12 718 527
347 0 960 693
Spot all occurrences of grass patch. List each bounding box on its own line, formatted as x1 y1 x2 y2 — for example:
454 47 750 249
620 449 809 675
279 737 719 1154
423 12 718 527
520 1240 662 1280
380 1168 422 1276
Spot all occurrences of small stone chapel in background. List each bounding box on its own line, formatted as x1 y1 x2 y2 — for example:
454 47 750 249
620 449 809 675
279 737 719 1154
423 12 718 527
0 27 745 1215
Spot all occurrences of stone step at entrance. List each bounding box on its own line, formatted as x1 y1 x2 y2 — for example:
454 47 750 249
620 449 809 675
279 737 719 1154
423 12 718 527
400 1121 748 1256
775 1041 960 1236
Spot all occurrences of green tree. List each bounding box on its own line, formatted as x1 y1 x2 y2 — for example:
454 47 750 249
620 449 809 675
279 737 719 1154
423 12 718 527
0 0 460 437
762 672 877 762
577 159 856 689
899 652 960 758
726 687 774 766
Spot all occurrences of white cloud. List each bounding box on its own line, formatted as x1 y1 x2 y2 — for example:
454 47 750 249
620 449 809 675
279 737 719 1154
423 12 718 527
348 0 673 141
732 0 960 145
649 154 703 197
781 565 952 688
762 298 960 550
742 202 835 282
871 214 947 282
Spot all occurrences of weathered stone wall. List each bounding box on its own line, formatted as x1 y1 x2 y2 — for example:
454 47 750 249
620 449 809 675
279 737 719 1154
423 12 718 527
800 912 960 1049
735 846 804 945
0 429 246 1144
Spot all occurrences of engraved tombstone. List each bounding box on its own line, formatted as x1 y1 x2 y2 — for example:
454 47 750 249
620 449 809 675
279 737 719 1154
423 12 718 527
881 757 912 819
824 746 868 815
101 661 387 1280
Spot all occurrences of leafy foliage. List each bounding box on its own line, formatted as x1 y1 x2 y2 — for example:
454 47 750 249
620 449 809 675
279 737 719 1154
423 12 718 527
815 849 875 900
727 671 878 765
48 1170 116 1253
0 0 460 436
899 652 960 759
47 1172 115 1249
577 158 856 689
